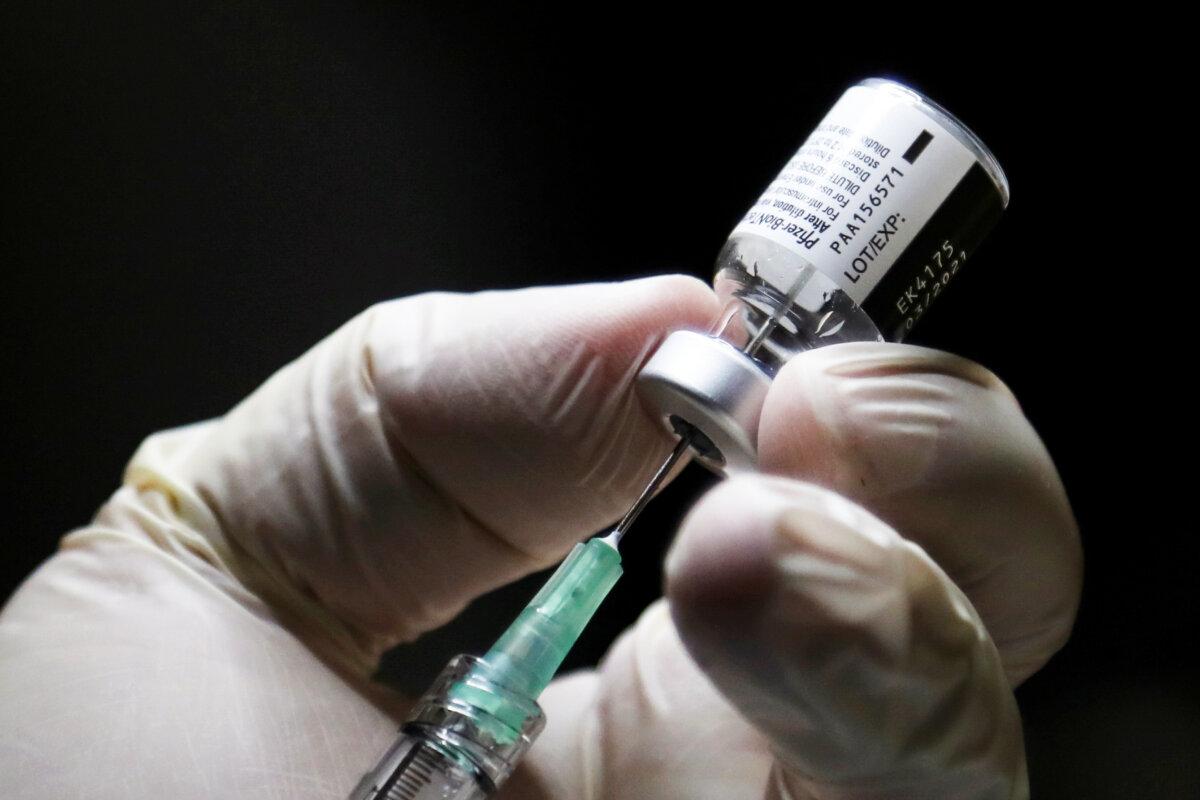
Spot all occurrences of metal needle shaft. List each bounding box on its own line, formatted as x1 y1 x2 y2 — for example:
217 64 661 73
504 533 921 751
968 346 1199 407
603 433 693 548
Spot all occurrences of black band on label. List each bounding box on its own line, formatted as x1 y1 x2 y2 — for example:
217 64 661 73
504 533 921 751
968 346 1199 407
902 130 934 164
861 161 1005 341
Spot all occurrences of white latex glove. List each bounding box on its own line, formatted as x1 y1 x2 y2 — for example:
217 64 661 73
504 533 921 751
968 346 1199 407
0 276 1081 800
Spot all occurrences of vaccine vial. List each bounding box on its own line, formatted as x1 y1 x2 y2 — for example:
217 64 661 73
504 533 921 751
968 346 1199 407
638 78 1010 472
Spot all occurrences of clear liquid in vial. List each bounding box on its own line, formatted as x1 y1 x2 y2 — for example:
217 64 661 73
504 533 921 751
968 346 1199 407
712 232 884 373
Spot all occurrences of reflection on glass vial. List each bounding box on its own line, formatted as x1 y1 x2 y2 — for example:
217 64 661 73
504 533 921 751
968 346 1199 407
638 77 1010 472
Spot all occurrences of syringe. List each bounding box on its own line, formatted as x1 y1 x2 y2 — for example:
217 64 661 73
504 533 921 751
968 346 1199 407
347 440 687 800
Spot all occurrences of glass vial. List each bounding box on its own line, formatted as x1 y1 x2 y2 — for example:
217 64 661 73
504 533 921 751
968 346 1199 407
638 78 1010 472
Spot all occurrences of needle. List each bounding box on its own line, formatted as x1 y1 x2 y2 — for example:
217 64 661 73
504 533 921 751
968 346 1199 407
601 433 693 548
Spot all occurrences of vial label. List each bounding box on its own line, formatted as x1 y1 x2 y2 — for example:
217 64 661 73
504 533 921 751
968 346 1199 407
731 84 999 331
861 159 1002 339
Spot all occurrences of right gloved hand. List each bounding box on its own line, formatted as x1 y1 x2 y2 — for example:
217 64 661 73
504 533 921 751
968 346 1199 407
523 341 1081 800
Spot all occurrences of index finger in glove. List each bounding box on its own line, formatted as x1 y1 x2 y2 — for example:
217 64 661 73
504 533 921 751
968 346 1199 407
128 276 717 656
666 476 1028 799
756 342 1081 683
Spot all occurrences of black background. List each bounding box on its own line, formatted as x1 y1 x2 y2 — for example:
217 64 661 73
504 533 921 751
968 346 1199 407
2 4 1194 797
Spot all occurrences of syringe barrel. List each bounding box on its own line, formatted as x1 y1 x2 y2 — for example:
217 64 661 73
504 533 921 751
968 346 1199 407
348 655 544 799
347 730 489 800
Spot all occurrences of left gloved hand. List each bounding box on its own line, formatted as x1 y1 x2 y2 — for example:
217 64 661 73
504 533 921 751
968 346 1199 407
0 275 1080 799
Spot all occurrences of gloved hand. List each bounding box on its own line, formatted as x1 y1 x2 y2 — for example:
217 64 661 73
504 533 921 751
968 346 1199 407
0 275 1080 799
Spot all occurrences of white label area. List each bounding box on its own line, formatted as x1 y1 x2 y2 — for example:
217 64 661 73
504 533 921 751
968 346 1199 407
732 84 977 305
